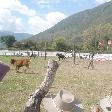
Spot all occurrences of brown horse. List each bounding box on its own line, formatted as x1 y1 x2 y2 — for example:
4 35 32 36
10 58 31 72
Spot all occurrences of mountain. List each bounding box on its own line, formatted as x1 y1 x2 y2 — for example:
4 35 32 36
13 33 33 41
29 1 112 42
0 31 33 41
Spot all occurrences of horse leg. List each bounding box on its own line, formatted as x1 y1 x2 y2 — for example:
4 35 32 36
24 65 29 73
16 66 20 72
15 66 18 72
59 57 60 61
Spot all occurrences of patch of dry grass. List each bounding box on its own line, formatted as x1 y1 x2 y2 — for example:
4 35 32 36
0 56 112 112
51 59 112 112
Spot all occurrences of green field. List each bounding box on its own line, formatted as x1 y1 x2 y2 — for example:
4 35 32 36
0 56 112 112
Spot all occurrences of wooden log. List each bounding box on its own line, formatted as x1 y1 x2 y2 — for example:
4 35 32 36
24 59 59 112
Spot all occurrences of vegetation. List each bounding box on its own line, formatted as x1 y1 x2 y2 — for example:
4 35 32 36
0 31 33 41
51 36 72 51
21 23 112 52
0 35 16 48
82 23 112 52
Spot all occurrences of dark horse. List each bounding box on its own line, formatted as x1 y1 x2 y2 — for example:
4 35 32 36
56 53 66 61
30 53 37 59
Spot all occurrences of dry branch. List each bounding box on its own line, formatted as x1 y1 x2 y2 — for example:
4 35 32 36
24 59 59 112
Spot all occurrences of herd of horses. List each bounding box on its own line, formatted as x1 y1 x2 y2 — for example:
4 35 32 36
10 53 67 72
29 52 67 60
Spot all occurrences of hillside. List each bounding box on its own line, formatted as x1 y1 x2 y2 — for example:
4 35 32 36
29 1 112 42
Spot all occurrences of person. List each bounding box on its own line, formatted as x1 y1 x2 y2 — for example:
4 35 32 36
88 52 94 69
43 89 84 112
0 61 10 81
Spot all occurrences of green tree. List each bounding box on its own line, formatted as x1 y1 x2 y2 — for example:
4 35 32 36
0 35 16 48
24 40 35 50
82 23 112 52
52 36 71 51
13 42 25 50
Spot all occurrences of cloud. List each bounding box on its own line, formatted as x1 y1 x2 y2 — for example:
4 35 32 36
10 0 36 16
36 0 61 5
0 9 23 32
28 12 67 34
0 0 36 16
35 0 62 8
95 0 111 3
28 16 51 34
46 12 67 25
0 0 67 34
36 0 80 5
0 0 37 33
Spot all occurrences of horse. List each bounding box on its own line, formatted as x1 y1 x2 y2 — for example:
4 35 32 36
30 53 37 59
10 58 31 72
56 53 66 61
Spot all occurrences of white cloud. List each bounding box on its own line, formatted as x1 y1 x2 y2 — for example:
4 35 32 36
36 0 61 4
28 12 67 34
0 9 22 32
46 12 67 25
0 0 37 33
28 16 51 34
0 0 36 16
36 0 80 5
95 0 111 3
10 0 36 16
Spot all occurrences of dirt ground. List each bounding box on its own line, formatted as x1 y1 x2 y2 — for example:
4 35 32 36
48 58 112 112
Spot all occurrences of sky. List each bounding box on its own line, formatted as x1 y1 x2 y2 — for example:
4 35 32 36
0 0 111 34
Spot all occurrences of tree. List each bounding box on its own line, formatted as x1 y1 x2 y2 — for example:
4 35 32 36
0 35 16 48
24 40 36 50
82 23 112 52
52 36 71 51
13 42 25 50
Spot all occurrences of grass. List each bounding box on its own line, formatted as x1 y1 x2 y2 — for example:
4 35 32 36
0 56 112 112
